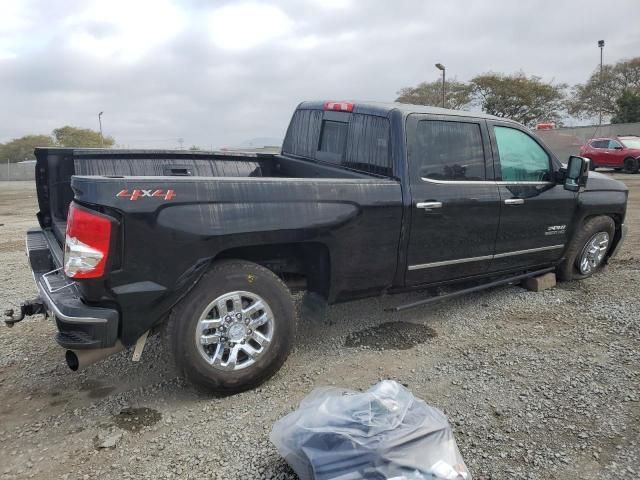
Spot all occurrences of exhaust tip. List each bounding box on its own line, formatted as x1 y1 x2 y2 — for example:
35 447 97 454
65 350 79 371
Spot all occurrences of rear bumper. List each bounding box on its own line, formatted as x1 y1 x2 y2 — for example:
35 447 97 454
26 228 119 349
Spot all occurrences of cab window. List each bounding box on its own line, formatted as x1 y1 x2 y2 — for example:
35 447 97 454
493 126 551 182
414 120 486 181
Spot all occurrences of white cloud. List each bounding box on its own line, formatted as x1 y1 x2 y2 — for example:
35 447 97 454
0 1 33 59
207 2 293 51
65 0 186 62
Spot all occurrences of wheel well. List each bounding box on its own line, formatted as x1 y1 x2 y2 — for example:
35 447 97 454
581 213 622 229
214 242 331 299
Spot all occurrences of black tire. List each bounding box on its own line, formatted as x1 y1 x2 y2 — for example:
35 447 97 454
165 260 296 394
557 216 615 281
624 157 639 174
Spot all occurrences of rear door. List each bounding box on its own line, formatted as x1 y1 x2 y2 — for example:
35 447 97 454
405 115 500 285
488 121 577 272
588 140 607 166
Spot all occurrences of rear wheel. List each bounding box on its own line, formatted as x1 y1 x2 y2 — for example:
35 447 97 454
624 157 639 174
557 216 615 281
166 260 296 394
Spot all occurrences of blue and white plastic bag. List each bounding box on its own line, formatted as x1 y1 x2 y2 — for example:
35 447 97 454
270 380 471 480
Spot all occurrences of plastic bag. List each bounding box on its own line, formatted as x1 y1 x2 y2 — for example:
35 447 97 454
270 380 471 480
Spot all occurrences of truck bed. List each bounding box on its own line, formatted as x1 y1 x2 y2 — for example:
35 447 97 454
35 147 383 243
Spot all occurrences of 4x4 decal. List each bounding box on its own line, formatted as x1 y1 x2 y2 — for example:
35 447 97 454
116 189 176 201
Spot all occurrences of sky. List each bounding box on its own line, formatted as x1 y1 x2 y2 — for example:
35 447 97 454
0 0 639 149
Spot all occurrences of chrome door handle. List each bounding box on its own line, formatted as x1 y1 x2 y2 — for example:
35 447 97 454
416 201 443 210
504 198 524 205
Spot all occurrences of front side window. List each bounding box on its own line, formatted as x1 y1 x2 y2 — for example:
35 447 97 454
414 120 485 181
608 140 622 149
494 126 551 182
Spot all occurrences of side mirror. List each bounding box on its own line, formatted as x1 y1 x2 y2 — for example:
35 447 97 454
564 156 589 192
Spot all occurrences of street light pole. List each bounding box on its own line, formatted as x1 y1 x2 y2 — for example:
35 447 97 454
98 111 104 147
435 63 446 108
598 40 604 125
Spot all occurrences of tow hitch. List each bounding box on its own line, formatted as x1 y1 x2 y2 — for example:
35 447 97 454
3 298 47 327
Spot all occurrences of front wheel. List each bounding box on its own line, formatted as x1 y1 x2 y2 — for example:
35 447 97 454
557 216 615 281
166 260 296 394
624 157 639 174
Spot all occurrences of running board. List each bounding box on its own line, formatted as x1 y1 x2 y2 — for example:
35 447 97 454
389 267 555 312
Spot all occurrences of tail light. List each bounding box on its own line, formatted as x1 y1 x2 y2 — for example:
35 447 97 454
64 203 112 279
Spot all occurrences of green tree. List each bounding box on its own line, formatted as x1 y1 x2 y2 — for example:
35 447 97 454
611 90 640 124
567 57 640 121
395 78 473 110
469 72 567 126
0 134 55 163
52 126 115 147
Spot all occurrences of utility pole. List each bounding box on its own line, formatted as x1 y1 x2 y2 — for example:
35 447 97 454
598 40 605 125
435 63 446 108
98 111 104 147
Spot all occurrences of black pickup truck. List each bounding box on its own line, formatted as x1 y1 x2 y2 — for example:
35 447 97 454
6 101 629 393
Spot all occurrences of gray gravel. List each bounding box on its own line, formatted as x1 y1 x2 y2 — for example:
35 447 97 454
0 177 639 480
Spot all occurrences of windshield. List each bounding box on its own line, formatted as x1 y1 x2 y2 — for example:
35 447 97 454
620 137 640 149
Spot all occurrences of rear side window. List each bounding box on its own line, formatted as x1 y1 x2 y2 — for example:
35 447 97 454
414 120 485 181
282 109 323 158
591 140 607 149
493 126 551 182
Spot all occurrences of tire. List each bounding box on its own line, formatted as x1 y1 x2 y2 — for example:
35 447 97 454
624 157 639 174
557 216 615 281
165 260 296 394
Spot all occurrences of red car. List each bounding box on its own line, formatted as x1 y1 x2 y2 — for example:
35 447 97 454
579 136 640 173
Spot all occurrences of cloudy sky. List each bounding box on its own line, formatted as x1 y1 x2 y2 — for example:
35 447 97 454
1 0 639 148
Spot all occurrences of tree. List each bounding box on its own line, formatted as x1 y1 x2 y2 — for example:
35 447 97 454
611 90 640 124
567 57 640 121
0 134 55 163
52 126 115 148
469 72 567 126
395 78 473 110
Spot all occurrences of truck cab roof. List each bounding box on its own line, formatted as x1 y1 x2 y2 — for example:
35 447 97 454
297 100 517 123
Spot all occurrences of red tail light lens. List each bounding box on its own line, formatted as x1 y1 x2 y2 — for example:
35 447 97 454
323 101 354 112
64 203 112 279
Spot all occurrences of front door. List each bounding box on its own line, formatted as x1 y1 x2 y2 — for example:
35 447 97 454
605 139 626 168
405 115 501 286
487 121 577 272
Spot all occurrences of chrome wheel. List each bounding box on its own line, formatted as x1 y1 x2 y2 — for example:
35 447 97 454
578 232 610 275
195 291 274 371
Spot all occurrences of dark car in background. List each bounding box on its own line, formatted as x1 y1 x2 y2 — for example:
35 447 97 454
580 135 640 173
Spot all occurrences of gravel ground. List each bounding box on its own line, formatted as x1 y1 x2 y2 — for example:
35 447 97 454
0 175 639 480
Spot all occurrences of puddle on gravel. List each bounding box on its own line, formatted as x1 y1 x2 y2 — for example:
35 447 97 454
112 407 162 432
345 321 437 351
